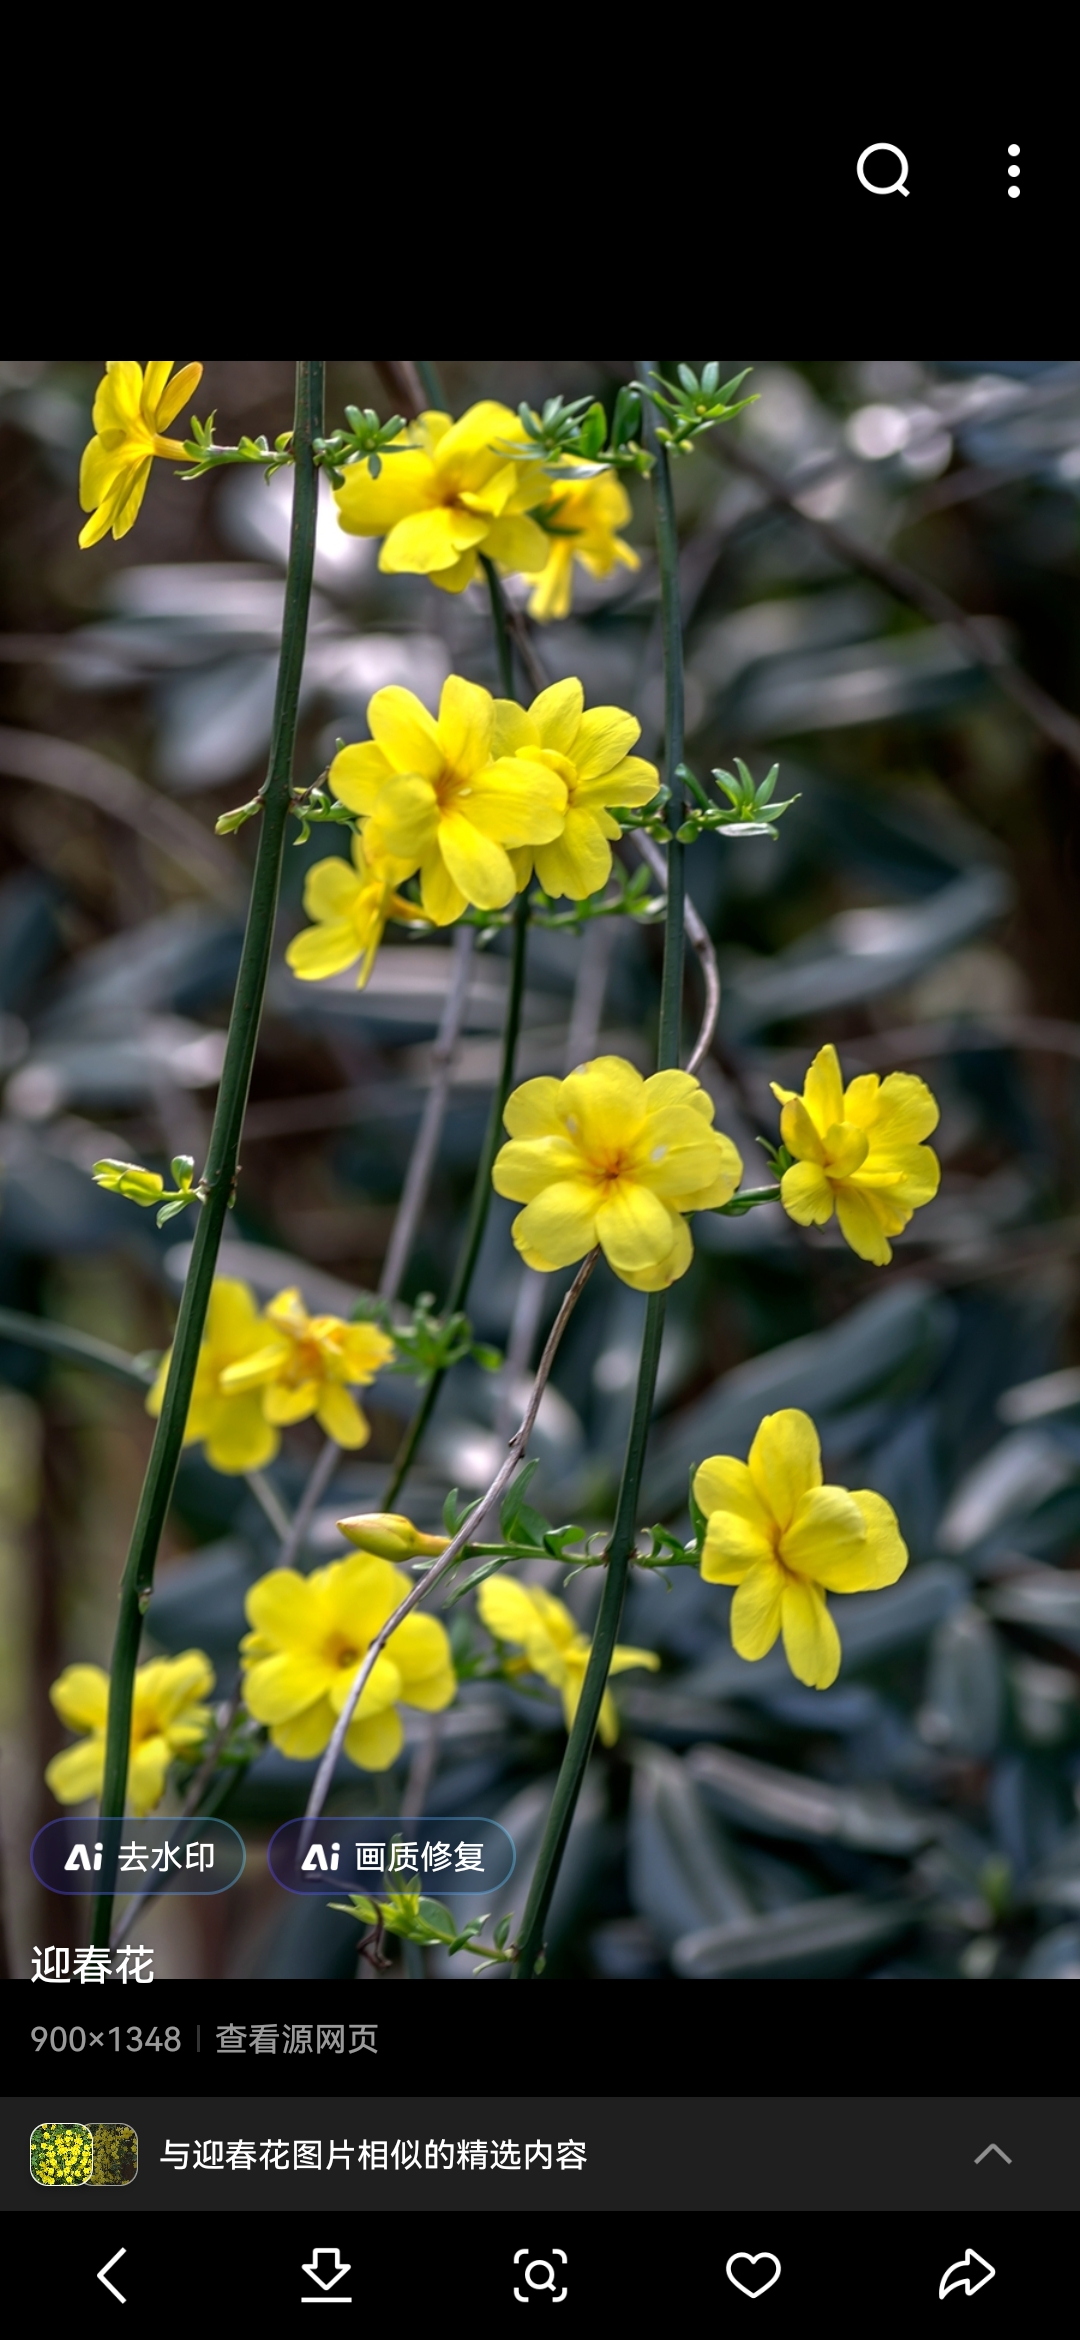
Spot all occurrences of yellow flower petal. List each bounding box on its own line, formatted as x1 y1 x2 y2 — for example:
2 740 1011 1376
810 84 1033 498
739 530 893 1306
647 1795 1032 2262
511 1181 600 1269
502 1076 566 1141
203 1393 279 1473
780 1484 868 1584
693 1453 770 1530
127 1737 171 1818
344 1706 403 1771
529 678 584 756
614 1211 693 1291
245 1568 321 1648
780 1159 835 1226
437 673 494 774
244 1649 335 1724
329 1651 401 1718
328 739 394 815
303 853 362 922
834 1183 894 1265
316 1383 370 1447
419 849 467 925
46 1737 105 1806
780 1575 841 1689
802 1044 846 1137
50 1664 109 1733
333 447 436 535
367 686 445 780
844 1068 940 1146
595 1180 678 1275
700 1512 775 1583
730 1559 786 1660
573 706 642 781
438 810 516 910
381 507 483 574
482 512 550 574
270 1700 336 1759
748 1408 823 1531
286 920 362 980
534 809 612 901
493 1136 583 1202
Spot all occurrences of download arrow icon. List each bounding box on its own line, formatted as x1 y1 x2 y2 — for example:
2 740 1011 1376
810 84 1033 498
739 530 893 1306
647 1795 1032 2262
939 2248 995 2299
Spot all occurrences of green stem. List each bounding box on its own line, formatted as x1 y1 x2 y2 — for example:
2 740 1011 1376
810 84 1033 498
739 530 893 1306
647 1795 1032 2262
380 552 524 1510
0 1306 153 1388
414 360 444 408
514 375 686 1979
480 554 516 696
90 360 323 1947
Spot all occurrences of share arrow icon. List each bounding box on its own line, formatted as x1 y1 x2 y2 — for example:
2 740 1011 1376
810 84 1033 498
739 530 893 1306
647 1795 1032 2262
939 2248 995 2299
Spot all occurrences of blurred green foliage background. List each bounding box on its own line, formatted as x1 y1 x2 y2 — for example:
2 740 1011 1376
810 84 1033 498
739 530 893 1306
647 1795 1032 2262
3 358 1080 1982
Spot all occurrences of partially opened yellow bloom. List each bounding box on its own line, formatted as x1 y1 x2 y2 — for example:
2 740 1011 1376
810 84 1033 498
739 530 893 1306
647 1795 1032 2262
493 678 658 901
46 1651 215 1814
333 404 549 593
493 1056 742 1291
772 1044 940 1266
219 1287 394 1448
240 1555 455 1771
695 1408 908 1689
286 831 418 990
148 1277 282 1475
477 1575 658 1744
78 360 202 547
528 465 640 621
330 676 566 925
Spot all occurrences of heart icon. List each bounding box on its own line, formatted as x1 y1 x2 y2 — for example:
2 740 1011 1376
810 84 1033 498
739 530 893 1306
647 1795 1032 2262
725 2253 781 2299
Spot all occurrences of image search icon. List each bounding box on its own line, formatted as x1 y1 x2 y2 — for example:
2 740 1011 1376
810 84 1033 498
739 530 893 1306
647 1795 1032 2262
857 143 909 195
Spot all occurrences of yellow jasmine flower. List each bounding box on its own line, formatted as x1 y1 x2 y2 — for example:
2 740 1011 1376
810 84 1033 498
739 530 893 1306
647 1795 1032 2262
218 1286 395 1448
333 403 549 593
528 464 640 621
285 831 418 990
148 1277 283 1475
329 676 567 925
492 677 658 901
240 1554 456 1771
45 1650 215 1815
477 1574 658 1744
771 1043 941 1266
493 1055 742 1292
78 359 202 547
695 1408 908 1689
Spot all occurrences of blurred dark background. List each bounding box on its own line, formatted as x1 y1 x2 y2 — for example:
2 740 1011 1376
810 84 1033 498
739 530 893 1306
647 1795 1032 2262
3 358 1080 1982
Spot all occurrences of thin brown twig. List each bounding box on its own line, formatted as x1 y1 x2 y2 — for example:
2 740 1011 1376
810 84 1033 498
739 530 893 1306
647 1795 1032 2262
273 926 477 1572
303 1247 599 1824
709 437 1080 775
0 726 241 903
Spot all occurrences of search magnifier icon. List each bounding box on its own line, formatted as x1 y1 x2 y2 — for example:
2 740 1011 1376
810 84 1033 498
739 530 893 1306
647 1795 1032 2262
857 143 909 195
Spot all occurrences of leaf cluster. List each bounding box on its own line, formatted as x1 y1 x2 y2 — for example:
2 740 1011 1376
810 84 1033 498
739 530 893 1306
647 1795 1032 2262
675 759 800 844
353 1291 501 1382
634 363 758 453
314 407 410 486
329 1882 516 1970
181 414 294 480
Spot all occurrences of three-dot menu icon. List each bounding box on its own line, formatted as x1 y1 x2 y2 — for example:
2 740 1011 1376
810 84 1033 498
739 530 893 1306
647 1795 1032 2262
1008 144 1019 198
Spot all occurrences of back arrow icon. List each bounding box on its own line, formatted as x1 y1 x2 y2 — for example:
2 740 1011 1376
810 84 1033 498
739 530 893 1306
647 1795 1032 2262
939 2249 995 2299
97 2248 126 2304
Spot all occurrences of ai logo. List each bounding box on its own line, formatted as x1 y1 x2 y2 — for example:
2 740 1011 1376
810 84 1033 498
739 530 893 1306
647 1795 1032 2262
64 1841 104 1872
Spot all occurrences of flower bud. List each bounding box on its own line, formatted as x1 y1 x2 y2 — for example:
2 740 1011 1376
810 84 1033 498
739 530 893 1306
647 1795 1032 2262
92 1159 165 1205
337 1511 450 1562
